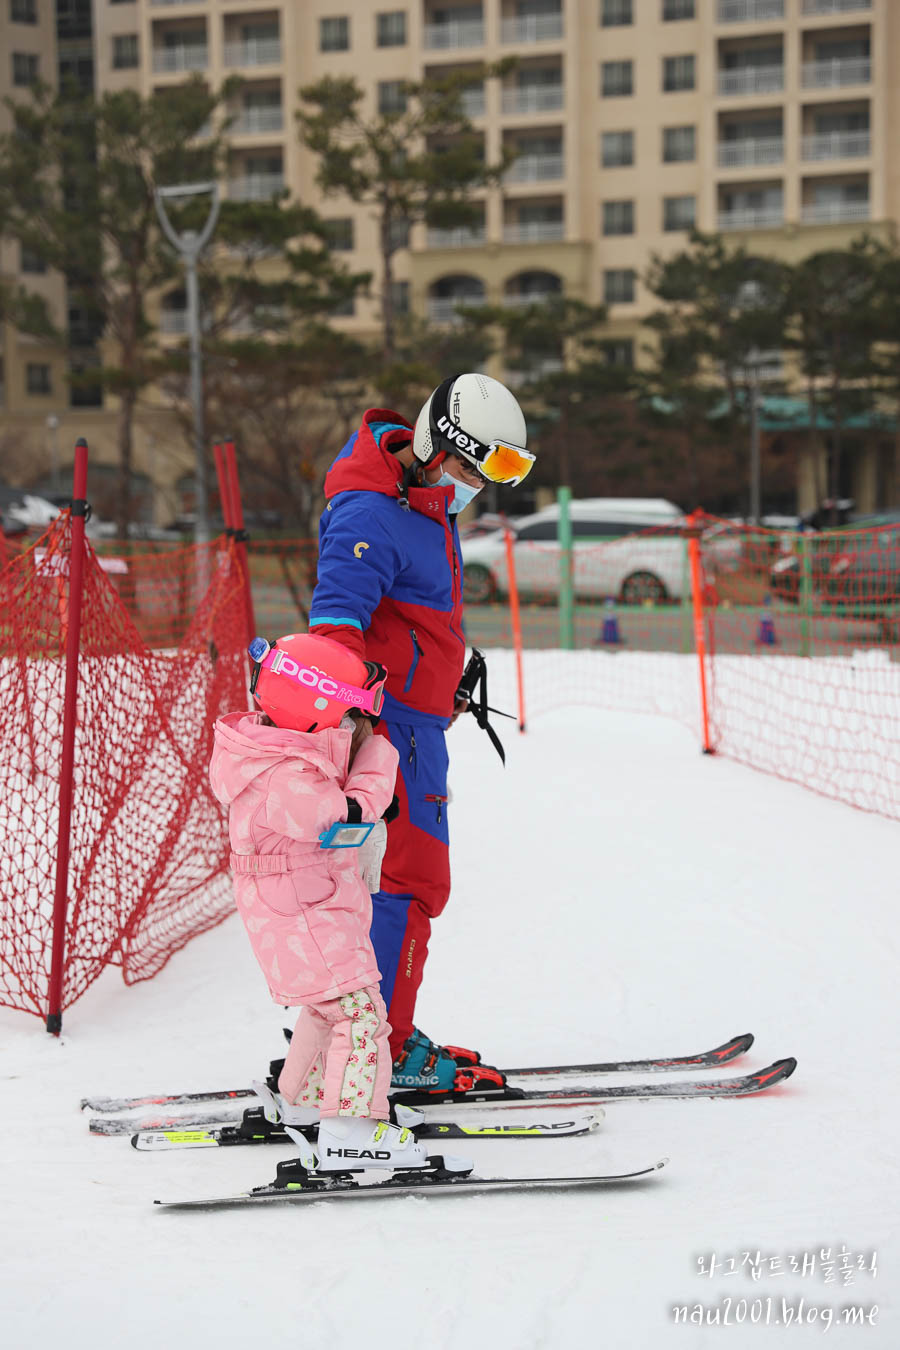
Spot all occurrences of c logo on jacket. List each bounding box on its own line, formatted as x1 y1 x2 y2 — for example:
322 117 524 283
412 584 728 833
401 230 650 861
353 541 370 558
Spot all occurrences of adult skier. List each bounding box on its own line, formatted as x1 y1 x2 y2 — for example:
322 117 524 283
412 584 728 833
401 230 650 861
308 373 534 1096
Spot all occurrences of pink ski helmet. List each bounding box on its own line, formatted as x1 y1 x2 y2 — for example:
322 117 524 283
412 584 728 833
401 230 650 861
248 633 387 733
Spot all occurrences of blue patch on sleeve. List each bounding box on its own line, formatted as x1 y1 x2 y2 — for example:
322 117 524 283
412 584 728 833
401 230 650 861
309 614 363 630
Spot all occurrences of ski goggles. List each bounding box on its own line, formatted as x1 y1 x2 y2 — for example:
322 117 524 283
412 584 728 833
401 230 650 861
248 638 387 717
429 376 535 486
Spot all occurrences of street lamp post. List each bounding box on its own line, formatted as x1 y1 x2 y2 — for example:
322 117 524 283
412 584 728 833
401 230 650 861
46 414 60 495
154 181 220 545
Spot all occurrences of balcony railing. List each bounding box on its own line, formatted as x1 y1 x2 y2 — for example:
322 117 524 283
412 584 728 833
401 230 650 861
500 13 564 43
427 297 480 323
717 137 784 167
801 198 870 223
233 107 284 135
423 20 484 49
426 226 486 248
504 358 564 388
802 129 870 159
717 66 784 96
717 0 784 21
503 291 561 308
224 39 282 67
501 85 564 114
503 220 565 242
801 57 870 87
229 173 285 201
505 152 564 182
718 206 784 230
152 45 208 74
461 88 485 117
802 0 869 14
159 311 189 335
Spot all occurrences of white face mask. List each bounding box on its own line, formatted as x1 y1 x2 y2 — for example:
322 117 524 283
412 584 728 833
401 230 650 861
435 471 483 514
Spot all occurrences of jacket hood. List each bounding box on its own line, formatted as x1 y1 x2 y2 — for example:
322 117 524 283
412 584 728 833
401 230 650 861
210 711 350 807
324 409 413 501
324 407 457 519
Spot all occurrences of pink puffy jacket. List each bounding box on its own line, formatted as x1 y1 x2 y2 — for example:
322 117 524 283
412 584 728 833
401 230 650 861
209 712 399 1005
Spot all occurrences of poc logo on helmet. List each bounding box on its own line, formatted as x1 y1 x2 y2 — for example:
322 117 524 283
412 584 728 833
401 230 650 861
269 651 365 708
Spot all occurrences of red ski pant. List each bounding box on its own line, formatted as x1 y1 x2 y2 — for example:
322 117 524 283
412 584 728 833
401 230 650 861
369 719 450 1060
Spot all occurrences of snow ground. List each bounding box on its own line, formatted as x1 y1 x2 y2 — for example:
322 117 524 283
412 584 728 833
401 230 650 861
2 702 897 1349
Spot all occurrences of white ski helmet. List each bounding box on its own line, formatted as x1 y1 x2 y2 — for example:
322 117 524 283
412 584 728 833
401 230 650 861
412 373 534 487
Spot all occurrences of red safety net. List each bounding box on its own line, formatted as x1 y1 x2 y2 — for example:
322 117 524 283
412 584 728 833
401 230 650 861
0 514 249 1020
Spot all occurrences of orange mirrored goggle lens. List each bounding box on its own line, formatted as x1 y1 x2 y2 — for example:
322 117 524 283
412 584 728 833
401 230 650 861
479 442 535 486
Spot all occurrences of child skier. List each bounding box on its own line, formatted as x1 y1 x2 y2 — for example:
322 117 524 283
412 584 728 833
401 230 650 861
209 632 429 1173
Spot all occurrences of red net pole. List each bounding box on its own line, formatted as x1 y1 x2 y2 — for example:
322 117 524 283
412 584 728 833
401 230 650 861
46 439 89 1034
213 442 234 530
504 522 527 733
687 511 714 756
224 439 257 645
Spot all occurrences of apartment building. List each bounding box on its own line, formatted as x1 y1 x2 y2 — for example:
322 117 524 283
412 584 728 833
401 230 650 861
2 0 897 513
0 0 66 464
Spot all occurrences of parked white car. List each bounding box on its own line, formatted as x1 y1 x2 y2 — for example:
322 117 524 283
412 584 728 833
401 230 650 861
460 498 691 604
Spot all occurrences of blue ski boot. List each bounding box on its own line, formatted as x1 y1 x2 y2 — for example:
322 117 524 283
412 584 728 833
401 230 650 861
391 1030 460 1091
391 1029 509 1098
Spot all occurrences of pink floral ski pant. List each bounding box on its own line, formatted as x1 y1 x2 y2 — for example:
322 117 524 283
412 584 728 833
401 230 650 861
277 986 392 1118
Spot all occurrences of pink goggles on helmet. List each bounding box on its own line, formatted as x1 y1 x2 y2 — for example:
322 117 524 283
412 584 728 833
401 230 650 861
249 638 387 717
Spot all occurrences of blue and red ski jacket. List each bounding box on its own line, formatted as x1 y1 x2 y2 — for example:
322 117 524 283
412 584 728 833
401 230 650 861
309 409 466 725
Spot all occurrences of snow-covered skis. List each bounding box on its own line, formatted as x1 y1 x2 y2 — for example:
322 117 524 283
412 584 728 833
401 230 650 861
90 1056 796 1136
131 1107 602 1151
81 1031 754 1113
153 1155 670 1208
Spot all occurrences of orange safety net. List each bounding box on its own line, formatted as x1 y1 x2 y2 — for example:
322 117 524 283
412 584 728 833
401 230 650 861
0 514 249 1020
457 515 899 821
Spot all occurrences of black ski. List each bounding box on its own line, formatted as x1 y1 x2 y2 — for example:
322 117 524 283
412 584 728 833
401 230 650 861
131 1107 601 1151
91 1057 796 1135
81 1031 754 1113
154 1156 669 1208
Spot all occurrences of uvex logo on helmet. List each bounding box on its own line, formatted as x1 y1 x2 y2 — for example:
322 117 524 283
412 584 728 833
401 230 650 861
269 651 366 707
436 415 480 454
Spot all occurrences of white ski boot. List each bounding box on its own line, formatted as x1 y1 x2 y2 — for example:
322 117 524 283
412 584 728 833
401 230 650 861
314 1116 430 1171
251 1079 318 1127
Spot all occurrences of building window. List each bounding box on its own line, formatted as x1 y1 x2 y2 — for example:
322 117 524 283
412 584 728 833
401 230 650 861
662 0 694 19
601 0 632 25
663 55 695 92
333 294 355 317
601 60 633 98
663 125 695 163
10 0 37 24
320 16 349 52
603 199 634 235
20 244 46 273
663 194 696 231
601 339 634 368
26 362 51 395
377 11 406 46
112 34 139 69
391 280 410 314
378 80 407 115
389 217 410 250
12 51 39 85
604 268 636 304
325 218 354 252
601 130 634 167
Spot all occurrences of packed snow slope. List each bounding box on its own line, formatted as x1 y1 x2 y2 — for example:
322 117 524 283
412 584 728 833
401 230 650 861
2 704 896 1349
